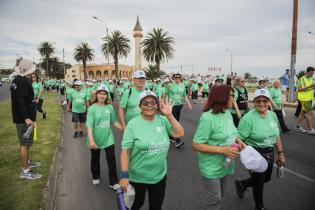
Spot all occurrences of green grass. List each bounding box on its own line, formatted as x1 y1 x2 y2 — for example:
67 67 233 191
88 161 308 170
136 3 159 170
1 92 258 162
0 92 62 210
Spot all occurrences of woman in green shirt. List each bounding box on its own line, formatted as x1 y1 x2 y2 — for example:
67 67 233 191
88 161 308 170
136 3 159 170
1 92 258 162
31 73 46 119
192 85 246 210
235 88 286 210
119 90 184 210
86 84 122 188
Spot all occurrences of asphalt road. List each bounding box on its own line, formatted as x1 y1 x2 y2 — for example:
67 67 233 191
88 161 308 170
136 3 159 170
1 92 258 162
55 99 315 210
0 83 11 101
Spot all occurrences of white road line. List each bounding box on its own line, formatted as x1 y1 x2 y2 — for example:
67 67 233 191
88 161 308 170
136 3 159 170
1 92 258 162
273 164 315 183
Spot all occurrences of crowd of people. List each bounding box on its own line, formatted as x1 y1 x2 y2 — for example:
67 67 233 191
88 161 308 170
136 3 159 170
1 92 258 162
11 62 315 210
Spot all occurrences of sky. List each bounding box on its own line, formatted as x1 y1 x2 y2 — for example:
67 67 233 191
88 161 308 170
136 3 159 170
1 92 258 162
0 0 314 77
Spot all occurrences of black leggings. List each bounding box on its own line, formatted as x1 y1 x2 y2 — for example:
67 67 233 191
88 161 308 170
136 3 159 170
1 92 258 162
273 109 289 131
90 145 118 185
36 98 44 113
241 147 274 209
172 105 183 143
130 176 167 210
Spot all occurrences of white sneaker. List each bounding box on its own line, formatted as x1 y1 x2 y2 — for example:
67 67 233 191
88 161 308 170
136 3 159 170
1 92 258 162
92 179 100 185
109 183 120 190
307 128 315 135
295 126 307 133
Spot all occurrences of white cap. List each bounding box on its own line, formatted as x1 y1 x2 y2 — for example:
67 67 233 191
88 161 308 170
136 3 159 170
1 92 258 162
96 84 109 93
155 78 161 82
240 146 268 173
14 59 36 76
254 88 271 100
163 79 170 83
74 80 83 86
139 90 157 103
133 70 146 79
258 76 268 81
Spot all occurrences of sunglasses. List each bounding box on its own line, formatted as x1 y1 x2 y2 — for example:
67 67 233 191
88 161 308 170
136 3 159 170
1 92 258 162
240 81 245 83
255 99 269 104
174 76 181 79
141 100 157 106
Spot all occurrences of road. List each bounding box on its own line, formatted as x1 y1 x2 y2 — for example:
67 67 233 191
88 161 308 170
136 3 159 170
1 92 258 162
0 83 11 101
55 99 315 210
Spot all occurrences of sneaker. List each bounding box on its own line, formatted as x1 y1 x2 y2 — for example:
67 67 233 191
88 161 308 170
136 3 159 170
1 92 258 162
92 179 100 185
175 139 184 148
20 170 42 180
73 132 79 138
79 132 84 137
109 184 120 190
307 128 315 135
43 111 46 119
235 179 245 199
295 126 307 133
28 160 41 168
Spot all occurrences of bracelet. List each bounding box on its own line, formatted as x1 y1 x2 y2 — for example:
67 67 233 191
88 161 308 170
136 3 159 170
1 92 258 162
278 151 284 154
119 171 129 179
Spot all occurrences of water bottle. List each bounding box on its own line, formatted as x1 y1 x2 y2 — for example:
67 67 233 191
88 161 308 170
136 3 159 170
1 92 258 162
224 144 239 167
124 185 135 209
23 124 34 139
116 187 129 210
277 166 284 178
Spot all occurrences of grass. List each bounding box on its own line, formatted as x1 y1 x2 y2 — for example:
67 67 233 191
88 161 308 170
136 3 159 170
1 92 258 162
0 92 62 210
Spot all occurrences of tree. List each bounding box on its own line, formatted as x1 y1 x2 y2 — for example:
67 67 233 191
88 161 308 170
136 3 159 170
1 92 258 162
74 42 95 80
142 28 175 72
144 65 166 81
40 57 71 79
38 41 55 77
102 31 131 79
244 72 252 79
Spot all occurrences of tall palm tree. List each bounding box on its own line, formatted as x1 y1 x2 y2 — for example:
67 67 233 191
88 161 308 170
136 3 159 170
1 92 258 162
142 28 175 72
144 64 165 81
38 41 55 77
102 30 131 79
73 42 95 80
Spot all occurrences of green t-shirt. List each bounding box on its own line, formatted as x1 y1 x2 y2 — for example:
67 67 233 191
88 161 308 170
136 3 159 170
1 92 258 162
119 87 144 124
122 115 172 184
238 109 280 148
269 87 283 108
202 83 209 92
166 83 187 106
66 87 74 100
86 104 116 148
115 86 125 101
193 110 236 179
70 89 88 113
153 83 163 97
108 84 114 93
32 82 43 99
191 83 198 92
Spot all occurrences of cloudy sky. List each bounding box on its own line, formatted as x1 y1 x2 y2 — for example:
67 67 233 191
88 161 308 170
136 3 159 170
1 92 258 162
0 0 314 77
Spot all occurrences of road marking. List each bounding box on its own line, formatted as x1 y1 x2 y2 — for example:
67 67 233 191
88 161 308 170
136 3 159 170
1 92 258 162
273 164 315 183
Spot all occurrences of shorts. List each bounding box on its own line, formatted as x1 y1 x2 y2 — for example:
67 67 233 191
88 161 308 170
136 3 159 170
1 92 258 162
72 112 87 123
16 124 33 146
192 91 198 99
301 100 313 113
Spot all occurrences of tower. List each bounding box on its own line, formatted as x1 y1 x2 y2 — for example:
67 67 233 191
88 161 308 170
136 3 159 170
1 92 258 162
133 16 143 70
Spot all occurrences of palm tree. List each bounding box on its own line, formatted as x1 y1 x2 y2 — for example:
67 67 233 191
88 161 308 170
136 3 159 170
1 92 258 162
144 65 165 81
73 42 95 80
142 28 175 72
38 41 55 77
102 30 131 79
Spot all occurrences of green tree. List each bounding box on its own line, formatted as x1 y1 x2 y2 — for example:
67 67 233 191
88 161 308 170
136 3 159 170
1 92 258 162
74 42 95 80
38 41 55 76
144 64 165 81
244 72 252 79
142 28 175 72
40 57 71 79
102 31 131 79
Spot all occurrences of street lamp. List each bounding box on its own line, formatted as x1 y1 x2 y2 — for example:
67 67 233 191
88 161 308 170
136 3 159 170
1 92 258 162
225 49 233 76
93 16 110 66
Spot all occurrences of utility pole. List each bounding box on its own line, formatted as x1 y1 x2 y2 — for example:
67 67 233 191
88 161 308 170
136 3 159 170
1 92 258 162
288 0 298 103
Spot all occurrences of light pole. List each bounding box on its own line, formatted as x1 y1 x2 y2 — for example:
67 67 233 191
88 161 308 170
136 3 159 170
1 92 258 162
93 16 110 66
225 49 233 76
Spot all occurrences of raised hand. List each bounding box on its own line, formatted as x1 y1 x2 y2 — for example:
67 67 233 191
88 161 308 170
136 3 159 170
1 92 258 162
159 97 173 117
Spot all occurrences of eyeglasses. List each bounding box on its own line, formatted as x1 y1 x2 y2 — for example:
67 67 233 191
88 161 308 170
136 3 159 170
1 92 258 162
174 77 181 79
31 76 36 78
255 99 269 104
141 100 157 106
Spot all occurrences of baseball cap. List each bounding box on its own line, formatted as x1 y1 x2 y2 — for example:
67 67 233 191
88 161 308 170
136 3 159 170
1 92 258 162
139 90 158 104
74 80 83 86
254 88 271 100
240 146 268 173
133 70 146 79
258 76 268 82
96 84 109 93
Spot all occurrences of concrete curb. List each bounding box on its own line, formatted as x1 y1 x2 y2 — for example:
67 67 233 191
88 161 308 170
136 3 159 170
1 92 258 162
41 107 65 210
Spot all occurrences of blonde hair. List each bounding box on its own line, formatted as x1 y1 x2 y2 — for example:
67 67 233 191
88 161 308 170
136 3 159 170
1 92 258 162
234 76 245 88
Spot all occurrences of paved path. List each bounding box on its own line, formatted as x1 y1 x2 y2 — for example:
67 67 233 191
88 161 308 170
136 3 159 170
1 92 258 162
55 99 315 210
0 83 11 102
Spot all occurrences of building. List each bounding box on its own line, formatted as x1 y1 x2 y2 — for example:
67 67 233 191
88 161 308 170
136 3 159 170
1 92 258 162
65 17 143 80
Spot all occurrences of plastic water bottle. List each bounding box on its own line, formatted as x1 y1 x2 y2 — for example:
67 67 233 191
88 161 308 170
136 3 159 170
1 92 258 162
116 187 129 210
23 124 34 139
277 166 284 178
224 144 239 167
124 185 135 209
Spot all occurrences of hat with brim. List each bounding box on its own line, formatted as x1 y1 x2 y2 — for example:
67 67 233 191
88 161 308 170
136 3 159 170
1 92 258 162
133 70 146 79
240 146 268 173
254 88 271 100
96 84 109 93
17 59 36 76
74 80 83 86
139 90 158 105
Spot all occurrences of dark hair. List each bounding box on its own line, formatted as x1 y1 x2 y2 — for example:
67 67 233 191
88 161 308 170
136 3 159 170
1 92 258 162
203 85 233 113
306 66 315 73
93 90 109 104
31 73 39 83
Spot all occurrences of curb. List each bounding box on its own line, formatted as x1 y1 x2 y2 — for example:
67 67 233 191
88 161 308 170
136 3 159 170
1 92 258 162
41 106 65 210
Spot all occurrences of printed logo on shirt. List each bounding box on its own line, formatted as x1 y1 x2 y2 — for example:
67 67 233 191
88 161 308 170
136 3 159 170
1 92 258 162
156 126 164 133
105 110 111 114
